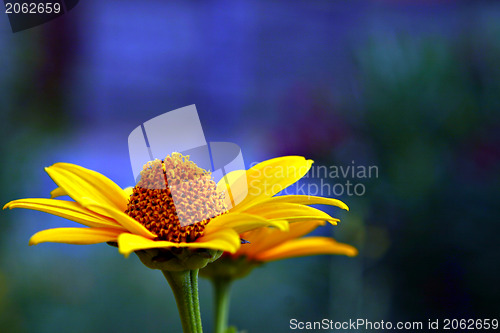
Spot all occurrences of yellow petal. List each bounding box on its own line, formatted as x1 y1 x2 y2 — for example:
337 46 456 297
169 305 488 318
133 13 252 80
234 226 274 257
243 202 339 225
4 198 124 229
192 228 241 253
270 216 338 225
245 195 349 211
50 187 67 199
254 237 358 262
117 233 177 257
229 156 313 211
205 212 289 234
45 163 129 212
29 227 123 246
117 228 240 257
237 220 323 258
216 170 248 208
82 198 156 239
123 186 134 197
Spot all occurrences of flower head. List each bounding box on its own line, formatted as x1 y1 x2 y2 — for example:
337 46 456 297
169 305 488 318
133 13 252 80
232 220 357 262
3 155 346 270
125 153 227 243
201 217 357 280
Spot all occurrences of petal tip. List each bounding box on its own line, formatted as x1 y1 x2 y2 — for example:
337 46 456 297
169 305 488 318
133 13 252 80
347 248 359 257
225 245 239 254
119 249 132 258
278 222 289 232
49 162 66 168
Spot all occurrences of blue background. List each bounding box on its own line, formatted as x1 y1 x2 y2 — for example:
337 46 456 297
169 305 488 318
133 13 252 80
0 0 499 332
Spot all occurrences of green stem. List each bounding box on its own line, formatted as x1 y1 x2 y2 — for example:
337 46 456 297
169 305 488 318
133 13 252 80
162 270 203 333
212 278 233 333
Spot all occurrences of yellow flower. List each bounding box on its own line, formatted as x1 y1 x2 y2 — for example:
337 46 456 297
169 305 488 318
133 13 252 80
200 193 356 333
3 154 345 263
232 219 357 262
201 219 357 280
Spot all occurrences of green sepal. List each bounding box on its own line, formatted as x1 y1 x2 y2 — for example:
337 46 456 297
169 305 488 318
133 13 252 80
135 247 223 271
199 255 261 280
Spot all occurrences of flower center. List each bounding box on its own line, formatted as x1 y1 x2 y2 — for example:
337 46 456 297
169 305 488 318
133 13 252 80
125 153 227 243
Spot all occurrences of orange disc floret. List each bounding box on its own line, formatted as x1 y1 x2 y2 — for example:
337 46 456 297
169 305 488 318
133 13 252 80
125 153 227 243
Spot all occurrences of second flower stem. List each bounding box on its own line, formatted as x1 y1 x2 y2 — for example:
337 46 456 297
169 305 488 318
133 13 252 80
212 277 233 333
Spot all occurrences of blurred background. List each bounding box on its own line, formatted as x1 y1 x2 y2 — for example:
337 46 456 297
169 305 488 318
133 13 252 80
1 0 499 332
